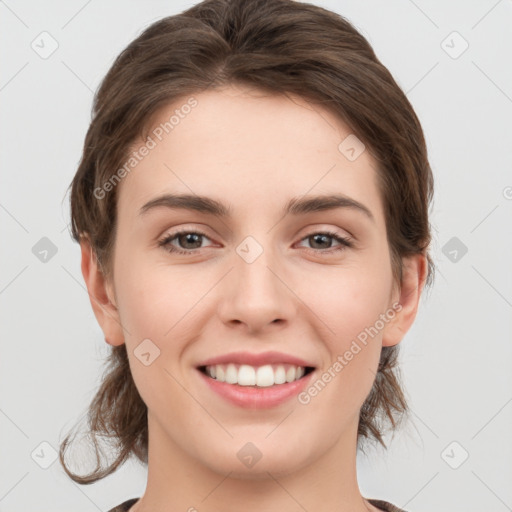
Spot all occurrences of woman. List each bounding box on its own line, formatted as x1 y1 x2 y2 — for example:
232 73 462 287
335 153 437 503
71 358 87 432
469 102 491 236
60 1 434 511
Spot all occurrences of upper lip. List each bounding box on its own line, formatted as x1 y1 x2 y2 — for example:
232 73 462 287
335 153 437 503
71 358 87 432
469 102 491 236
196 351 316 368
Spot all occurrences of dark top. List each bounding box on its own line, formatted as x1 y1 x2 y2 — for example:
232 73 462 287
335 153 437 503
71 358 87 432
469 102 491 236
107 497 408 512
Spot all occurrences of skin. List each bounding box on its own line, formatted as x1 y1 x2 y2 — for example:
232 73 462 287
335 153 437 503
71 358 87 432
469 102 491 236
81 84 427 512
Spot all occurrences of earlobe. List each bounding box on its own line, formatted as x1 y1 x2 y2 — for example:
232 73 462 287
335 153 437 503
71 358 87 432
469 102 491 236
382 253 428 347
80 237 125 347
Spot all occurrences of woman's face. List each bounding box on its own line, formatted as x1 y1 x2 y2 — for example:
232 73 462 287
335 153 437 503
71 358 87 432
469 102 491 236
88 84 423 478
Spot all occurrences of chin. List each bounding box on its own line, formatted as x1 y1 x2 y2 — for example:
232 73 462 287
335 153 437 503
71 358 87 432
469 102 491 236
201 443 314 480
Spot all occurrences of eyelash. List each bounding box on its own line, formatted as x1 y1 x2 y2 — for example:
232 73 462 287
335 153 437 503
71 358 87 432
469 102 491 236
157 229 353 256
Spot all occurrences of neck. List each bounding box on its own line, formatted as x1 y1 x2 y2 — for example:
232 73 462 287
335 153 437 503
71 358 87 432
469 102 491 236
132 413 377 512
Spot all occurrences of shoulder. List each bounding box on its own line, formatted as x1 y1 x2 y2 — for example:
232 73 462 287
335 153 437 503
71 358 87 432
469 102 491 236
106 497 406 512
106 498 140 512
368 498 409 512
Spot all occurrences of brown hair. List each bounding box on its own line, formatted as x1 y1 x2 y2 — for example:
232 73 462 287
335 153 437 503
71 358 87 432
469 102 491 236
61 0 434 484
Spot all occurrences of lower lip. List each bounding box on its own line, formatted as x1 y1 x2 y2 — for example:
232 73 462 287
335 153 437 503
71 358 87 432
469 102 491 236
197 369 315 409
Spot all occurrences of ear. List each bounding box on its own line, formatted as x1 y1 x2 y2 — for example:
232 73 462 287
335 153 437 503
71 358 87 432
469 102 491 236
382 253 428 347
80 237 125 346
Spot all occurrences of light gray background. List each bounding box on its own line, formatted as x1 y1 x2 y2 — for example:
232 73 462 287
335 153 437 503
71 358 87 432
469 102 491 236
1 1 511 511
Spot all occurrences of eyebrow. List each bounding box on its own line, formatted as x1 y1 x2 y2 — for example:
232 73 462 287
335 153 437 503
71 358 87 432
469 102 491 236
139 193 374 222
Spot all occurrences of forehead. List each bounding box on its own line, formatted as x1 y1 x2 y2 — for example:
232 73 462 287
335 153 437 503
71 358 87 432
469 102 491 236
116 84 385 226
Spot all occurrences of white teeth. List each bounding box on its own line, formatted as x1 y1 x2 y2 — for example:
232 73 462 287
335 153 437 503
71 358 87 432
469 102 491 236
215 365 225 381
286 366 296 382
256 365 274 387
225 363 238 384
238 365 256 385
274 365 286 384
203 363 310 387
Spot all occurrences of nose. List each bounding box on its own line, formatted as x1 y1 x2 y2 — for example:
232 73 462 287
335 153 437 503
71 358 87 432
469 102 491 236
217 245 297 334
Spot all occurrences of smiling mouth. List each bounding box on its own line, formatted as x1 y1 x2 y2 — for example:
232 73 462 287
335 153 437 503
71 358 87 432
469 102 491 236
197 363 315 388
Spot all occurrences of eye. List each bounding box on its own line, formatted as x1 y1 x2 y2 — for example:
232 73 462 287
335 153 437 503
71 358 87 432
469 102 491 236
158 230 213 255
157 229 353 256
296 230 353 255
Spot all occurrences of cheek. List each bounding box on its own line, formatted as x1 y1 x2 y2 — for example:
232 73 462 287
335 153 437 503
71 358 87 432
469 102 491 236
113 250 220 373
117 268 196 340
112 262 202 409
297 288 387 426
311 262 392 346
300 258 392 403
